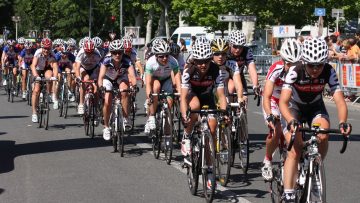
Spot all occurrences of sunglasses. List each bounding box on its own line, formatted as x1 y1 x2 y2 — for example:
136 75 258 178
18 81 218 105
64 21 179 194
306 63 324 70
156 54 169 59
194 59 211 65
232 45 244 49
111 51 123 55
213 52 227 56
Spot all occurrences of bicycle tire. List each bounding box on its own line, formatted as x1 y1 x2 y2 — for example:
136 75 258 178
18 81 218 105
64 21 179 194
187 133 201 195
202 131 216 203
131 98 136 131
217 125 232 187
116 106 125 157
302 159 326 203
89 98 95 139
164 108 173 165
172 100 182 144
269 148 285 203
44 94 50 130
27 73 32 105
111 115 118 152
152 112 162 159
58 81 64 117
38 93 44 128
83 98 90 136
63 94 69 119
238 115 249 174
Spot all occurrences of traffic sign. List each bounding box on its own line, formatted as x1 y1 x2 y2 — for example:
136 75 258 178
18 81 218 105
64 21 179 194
218 15 257 22
272 25 296 38
314 8 326 16
332 9 344 18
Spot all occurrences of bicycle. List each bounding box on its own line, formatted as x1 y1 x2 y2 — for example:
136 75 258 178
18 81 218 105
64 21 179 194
148 91 175 164
128 85 139 132
229 91 260 174
79 80 98 138
6 64 15 103
35 77 54 130
172 92 182 145
26 70 32 105
270 123 349 203
107 86 134 157
184 106 224 203
58 71 75 118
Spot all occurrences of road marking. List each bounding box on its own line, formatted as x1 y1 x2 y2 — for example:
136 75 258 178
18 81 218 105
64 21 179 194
252 111 263 116
133 138 252 203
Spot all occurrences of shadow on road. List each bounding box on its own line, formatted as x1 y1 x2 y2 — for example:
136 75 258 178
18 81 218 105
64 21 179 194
0 138 111 174
0 115 28 120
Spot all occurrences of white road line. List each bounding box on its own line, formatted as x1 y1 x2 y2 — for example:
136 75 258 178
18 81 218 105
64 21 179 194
133 138 252 203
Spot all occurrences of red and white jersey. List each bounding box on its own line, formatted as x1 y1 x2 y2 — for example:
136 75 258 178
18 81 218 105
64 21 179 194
265 60 285 103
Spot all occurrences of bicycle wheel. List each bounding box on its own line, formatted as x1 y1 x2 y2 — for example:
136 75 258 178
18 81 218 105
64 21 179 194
116 106 125 157
83 98 90 136
172 99 182 144
27 75 32 106
89 98 95 139
202 131 216 203
217 125 232 186
63 93 69 119
58 81 64 117
130 97 136 131
8 75 13 102
164 109 173 165
38 99 43 128
44 93 50 130
302 159 326 203
152 112 162 159
238 115 249 174
269 148 285 203
187 133 201 195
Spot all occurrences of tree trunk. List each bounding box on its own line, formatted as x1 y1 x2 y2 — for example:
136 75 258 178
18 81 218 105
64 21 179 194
157 11 165 37
145 8 154 45
158 0 170 39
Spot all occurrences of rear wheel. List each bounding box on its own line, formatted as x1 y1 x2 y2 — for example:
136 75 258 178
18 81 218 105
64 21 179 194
217 125 232 186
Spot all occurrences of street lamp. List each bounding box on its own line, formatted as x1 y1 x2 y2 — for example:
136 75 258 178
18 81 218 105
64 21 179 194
11 16 21 40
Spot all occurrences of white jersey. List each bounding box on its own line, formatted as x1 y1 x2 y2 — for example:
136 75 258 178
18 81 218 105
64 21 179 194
265 60 285 102
75 48 102 70
34 48 56 70
145 55 179 81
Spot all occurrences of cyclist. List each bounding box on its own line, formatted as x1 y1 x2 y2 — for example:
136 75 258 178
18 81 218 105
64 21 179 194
55 44 76 102
1 40 18 88
144 39 181 134
210 38 244 103
260 38 302 181
98 39 137 140
66 38 77 55
122 36 143 78
92 36 105 58
180 41 227 189
169 42 185 74
18 40 34 100
279 38 352 202
74 38 102 115
30 38 59 123
227 30 260 97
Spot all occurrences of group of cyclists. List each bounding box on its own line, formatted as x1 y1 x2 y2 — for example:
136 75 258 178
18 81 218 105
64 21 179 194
0 28 352 203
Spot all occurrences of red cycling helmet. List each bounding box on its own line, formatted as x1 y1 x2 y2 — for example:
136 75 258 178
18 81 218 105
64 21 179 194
83 39 95 53
123 39 132 52
41 38 52 49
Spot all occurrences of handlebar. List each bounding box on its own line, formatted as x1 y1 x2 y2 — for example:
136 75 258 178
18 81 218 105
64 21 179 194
287 126 349 154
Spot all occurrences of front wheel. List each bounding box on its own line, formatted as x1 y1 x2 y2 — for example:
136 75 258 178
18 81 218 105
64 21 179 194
164 111 173 165
202 131 216 203
44 95 50 130
302 159 326 203
217 125 232 187
187 134 201 195
152 113 161 159
238 115 249 174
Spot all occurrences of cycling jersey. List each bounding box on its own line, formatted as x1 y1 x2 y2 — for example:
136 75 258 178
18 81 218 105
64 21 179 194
4 49 17 65
283 63 340 104
265 60 285 103
19 49 34 69
75 48 102 70
181 62 224 95
219 60 240 81
175 54 186 73
102 55 132 81
34 48 56 71
227 47 255 91
55 52 73 71
145 55 179 81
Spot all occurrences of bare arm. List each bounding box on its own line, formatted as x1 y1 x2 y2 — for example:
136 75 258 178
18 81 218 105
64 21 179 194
98 64 106 87
74 62 81 78
332 90 348 124
262 80 275 115
247 62 258 87
217 87 227 110
233 73 244 101
180 87 189 118
31 56 39 77
279 88 294 123
127 65 137 86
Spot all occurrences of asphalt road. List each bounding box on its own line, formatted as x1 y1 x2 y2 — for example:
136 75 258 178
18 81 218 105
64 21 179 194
0 85 359 203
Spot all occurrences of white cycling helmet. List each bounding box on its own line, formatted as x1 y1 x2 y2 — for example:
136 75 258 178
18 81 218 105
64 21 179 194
302 38 328 63
92 36 103 48
151 38 166 47
229 30 246 46
192 42 212 60
67 38 77 47
17 37 25 44
194 36 210 46
53 38 64 46
152 40 170 54
122 35 133 43
109 39 124 52
0 39 4 46
280 38 302 63
24 40 33 49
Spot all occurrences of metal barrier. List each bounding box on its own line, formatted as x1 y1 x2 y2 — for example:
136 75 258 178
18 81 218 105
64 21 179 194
330 60 360 105
253 55 281 75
